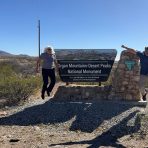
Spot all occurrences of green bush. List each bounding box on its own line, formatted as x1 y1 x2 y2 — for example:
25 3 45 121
0 64 16 79
0 76 42 105
0 62 42 105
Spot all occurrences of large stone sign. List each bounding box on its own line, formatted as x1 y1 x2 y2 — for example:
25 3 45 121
55 49 117 82
53 49 142 102
109 50 141 101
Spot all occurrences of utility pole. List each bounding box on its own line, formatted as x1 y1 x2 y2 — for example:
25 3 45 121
38 20 40 57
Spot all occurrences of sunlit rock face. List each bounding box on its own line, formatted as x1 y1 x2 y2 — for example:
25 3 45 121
109 50 141 101
53 85 111 101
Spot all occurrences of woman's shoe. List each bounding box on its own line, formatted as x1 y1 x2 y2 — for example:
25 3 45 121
41 93 45 100
47 91 50 97
142 93 147 101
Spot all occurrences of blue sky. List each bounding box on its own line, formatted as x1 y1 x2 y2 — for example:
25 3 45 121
0 0 148 60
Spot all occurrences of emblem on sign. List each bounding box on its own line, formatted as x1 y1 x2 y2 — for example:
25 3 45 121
125 60 135 71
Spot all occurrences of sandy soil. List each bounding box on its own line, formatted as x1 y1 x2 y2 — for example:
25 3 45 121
0 83 148 148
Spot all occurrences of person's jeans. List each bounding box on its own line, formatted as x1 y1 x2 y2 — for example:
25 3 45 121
42 68 56 95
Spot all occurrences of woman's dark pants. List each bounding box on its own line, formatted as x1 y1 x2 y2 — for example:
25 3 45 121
42 68 56 95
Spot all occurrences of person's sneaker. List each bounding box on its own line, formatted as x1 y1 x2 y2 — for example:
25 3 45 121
47 91 50 97
142 93 147 101
41 93 45 100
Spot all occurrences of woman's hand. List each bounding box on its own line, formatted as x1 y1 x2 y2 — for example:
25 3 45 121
121 45 127 49
121 45 136 54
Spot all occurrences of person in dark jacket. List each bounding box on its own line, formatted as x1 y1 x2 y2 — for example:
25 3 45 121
121 45 148 101
36 46 58 99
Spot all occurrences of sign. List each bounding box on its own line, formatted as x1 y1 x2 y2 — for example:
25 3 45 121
125 60 135 71
55 49 117 82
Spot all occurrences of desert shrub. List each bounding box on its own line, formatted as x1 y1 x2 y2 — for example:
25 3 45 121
0 63 16 78
0 60 22 75
0 58 37 76
0 76 41 104
0 62 42 105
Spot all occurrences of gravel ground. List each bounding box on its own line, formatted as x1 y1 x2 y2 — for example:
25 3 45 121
0 96 147 148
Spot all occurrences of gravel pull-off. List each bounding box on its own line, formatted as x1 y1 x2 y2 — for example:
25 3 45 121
0 95 147 148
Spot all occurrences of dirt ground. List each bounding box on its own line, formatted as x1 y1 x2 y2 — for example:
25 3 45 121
0 125 147 148
0 83 148 148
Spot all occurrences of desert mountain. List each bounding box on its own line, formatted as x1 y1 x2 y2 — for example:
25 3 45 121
0 50 13 56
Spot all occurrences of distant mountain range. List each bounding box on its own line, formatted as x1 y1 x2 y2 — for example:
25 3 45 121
0 50 13 56
0 50 30 57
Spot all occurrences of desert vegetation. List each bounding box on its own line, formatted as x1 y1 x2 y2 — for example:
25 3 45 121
0 55 117 107
0 57 42 106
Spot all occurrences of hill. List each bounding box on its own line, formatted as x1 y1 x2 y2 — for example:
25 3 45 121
0 50 32 58
0 50 13 57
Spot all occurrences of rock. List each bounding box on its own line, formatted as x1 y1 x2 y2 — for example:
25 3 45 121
122 81 129 85
133 76 140 82
0 111 7 116
109 50 140 101
7 135 12 138
5 106 9 109
53 85 110 101
34 126 40 131
125 94 133 100
9 138 20 143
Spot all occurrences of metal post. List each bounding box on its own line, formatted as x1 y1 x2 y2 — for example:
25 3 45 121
38 20 40 57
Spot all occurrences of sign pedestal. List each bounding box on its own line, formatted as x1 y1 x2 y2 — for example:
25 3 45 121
108 50 141 101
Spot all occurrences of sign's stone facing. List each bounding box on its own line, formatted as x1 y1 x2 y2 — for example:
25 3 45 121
53 85 111 101
54 50 142 101
109 50 141 101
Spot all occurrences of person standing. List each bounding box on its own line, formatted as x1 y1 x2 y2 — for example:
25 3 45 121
36 46 58 99
121 45 148 101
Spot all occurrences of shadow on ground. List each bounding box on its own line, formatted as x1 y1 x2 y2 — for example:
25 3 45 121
49 110 140 148
0 98 142 147
0 99 141 131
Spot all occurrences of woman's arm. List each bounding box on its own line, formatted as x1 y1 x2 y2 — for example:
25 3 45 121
121 45 137 54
